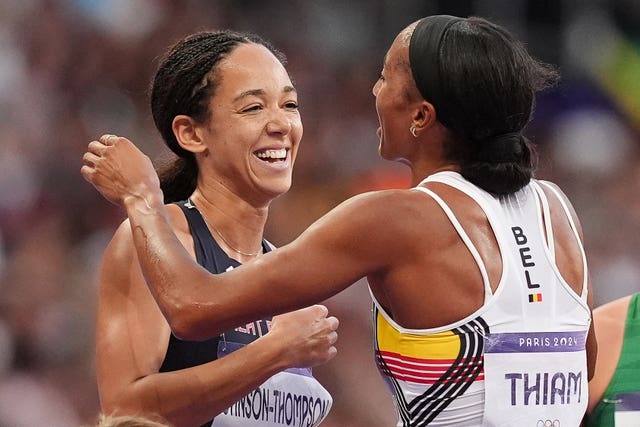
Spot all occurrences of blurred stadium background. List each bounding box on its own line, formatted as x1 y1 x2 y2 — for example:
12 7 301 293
0 0 639 425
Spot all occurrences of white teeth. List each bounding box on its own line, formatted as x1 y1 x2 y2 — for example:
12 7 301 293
256 148 287 160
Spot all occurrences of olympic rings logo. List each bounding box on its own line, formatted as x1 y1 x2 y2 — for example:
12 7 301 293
537 420 560 427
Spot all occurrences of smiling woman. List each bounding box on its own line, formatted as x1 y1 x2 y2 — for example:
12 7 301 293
83 16 596 427
84 31 337 427
153 35 302 215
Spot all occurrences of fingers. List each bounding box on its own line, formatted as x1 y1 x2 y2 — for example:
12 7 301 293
317 314 339 358
327 329 338 346
82 150 100 167
270 306 340 367
326 315 339 331
323 316 339 346
314 306 338 333
81 135 118 184
80 164 94 183
324 326 339 362
312 304 329 317
86 140 104 156
100 134 118 146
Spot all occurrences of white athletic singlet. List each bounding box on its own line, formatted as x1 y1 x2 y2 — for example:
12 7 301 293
371 171 591 427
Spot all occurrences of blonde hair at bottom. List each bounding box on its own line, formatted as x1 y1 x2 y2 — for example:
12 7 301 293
88 413 173 427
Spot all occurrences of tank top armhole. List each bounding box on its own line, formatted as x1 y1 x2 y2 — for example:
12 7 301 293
537 181 589 300
413 186 493 299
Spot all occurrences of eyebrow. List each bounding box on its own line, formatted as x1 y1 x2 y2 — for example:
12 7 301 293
233 86 296 102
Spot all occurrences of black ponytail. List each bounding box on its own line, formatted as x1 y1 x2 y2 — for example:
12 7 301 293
460 133 537 195
410 16 558 194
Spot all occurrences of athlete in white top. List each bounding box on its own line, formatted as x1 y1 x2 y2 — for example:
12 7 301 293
82 15 597 426
373 172 590 426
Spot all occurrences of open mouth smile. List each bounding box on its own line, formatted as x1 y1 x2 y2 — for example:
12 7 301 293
254 148 288 163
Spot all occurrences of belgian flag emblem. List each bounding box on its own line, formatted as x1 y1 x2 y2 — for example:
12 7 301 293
529 293 543 303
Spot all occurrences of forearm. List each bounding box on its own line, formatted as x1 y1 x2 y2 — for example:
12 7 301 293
123 194 217 338
107 334 289 427
122 188 365 341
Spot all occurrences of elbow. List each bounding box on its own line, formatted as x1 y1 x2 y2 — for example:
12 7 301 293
99 380 172 422
101 393 146 417
169 318 211 342
101 396 171 425
164 301 222 341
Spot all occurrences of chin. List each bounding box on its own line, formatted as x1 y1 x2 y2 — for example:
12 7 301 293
265 179 292 199
378 144 394 161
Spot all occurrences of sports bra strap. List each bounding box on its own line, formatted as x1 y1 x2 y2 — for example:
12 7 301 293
531 181 556 260
413 186 493 299
536 181 589 299
420 172 512 246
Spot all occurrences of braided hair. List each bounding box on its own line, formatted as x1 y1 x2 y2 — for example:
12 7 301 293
150 30 286 202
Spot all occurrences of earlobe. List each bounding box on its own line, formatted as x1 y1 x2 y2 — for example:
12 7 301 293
172 115 207 154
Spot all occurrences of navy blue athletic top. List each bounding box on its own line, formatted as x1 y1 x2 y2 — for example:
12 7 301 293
159 200 332 427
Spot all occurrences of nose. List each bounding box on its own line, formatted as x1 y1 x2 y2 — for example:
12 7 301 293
266 110 292 135
372 78 381 97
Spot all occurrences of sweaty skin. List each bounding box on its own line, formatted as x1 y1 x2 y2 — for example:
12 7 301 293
82 134 596 380
85 39 340 427
82 27 596 385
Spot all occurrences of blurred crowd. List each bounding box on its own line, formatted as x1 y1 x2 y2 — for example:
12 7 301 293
0 0 639 426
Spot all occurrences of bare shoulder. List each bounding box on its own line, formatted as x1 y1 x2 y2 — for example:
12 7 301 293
299 188 454 263
165 203 189 234
536 179 566 195
592 295 631 370
593 295 633 327
332 188 447 229
101 203 188 288
535 179 579 217
536 179 576 210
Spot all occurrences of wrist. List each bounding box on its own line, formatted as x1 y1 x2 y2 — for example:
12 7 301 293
248 333 291 374
123 190 166 217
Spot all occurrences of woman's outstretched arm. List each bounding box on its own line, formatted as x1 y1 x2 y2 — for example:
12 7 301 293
82 134 395 339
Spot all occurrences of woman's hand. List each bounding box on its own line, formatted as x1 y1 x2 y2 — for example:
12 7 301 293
81 134 163 208
268 305 339 368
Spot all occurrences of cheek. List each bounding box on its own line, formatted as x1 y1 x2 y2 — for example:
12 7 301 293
291 117 303 141
377 92 397 121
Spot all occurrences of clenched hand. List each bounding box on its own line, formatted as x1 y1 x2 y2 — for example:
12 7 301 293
81 134 163 208
268 305 339 368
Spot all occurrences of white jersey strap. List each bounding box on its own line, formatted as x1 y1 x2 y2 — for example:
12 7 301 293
413 186 493 299
537 181 589 299
531 180 556 260
421 172 510 244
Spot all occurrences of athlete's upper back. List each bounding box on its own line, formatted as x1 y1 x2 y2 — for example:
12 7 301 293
371 171 591 426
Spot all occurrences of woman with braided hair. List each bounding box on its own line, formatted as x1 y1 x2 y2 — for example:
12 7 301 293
88 30 337 427
83 15 597 425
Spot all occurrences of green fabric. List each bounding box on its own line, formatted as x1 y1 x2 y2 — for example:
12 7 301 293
586 293 640 427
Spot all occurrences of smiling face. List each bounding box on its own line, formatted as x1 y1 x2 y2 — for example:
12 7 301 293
197 42 302 204
372 26 423 164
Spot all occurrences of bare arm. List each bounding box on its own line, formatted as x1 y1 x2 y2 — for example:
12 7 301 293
82 135 391 340
123 185 384 339
96 216 338 427
586 296 630 414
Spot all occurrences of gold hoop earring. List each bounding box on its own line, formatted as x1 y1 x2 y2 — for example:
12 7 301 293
410 126 418 138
